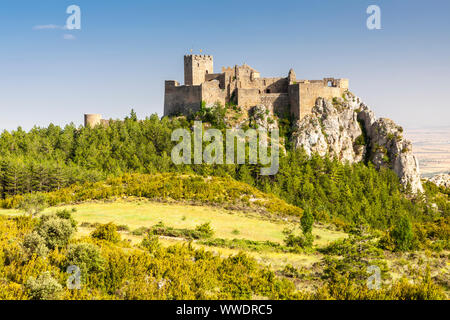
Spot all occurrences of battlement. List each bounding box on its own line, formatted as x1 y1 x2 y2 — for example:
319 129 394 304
184 54 213 60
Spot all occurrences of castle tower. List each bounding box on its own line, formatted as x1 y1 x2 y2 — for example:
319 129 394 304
84 114 102 127
184 55 213 86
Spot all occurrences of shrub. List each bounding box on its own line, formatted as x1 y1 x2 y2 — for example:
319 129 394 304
321 234 388 285
18 193 47 217
91 223 121 243
148 221 214 240
54 209 78 230
141 234 161 252
413 218 450 243
1 173 302 218
284 233 314 249
199 238 286 253
25 272 63 300
23 231 49 257
313 264 446 300
387 273 446 300
195 222 214 238
355 134 365 146
117 224 130 232
131 226 150 236
67 243 104 276
36 216 75 250
281 264 302 278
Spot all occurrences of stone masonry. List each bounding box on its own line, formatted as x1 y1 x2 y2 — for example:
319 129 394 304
164 54 349 120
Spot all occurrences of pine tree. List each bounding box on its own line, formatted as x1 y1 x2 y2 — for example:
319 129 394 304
300 206 314 235
238 165 254 186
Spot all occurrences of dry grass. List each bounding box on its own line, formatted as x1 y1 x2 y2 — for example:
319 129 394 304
1 199 346 246
0 199 347 273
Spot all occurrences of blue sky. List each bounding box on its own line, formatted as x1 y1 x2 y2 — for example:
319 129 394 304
0 0 449 130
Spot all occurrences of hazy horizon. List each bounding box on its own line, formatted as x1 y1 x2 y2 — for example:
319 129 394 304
1 0 449 131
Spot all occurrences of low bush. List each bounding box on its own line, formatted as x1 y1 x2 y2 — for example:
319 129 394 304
66 243 104 276
140 234 161 252
194 222 214 238
284 233 314 249
311 266 446 300
199 238 288 253
53 209 78 230
36 216 75 250
23 232 49 257
149 221 214 240
321 235 388 283
25 272 63 300
90 223 121 243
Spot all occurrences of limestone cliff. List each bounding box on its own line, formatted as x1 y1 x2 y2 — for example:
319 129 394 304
291 93 424 193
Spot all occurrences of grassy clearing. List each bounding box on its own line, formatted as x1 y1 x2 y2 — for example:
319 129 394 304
0 199 346 273
0 199 333 273
0 200 347 247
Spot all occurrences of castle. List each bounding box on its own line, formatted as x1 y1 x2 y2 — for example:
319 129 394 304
84 54 349 126
164 54 349 120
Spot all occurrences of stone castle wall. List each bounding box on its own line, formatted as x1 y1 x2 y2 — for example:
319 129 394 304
164 80 203 115
295 80 348 119
164 54 349 120
260 93 290 115
201 79 227 107
236 88 260 107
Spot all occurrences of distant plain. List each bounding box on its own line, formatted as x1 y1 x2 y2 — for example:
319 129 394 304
406 126 450 177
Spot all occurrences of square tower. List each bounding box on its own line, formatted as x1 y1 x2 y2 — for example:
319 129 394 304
184 55 213 86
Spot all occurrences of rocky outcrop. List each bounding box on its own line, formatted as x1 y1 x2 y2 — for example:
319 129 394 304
292 93 424 193
428 173 450 189
292 97 365 163
250 105 278 131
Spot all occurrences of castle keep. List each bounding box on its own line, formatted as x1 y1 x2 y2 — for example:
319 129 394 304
164 55 349 120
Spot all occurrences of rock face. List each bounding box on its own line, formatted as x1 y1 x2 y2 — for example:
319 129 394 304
428 174 450 189
250 105 278 131
292 93 424 193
